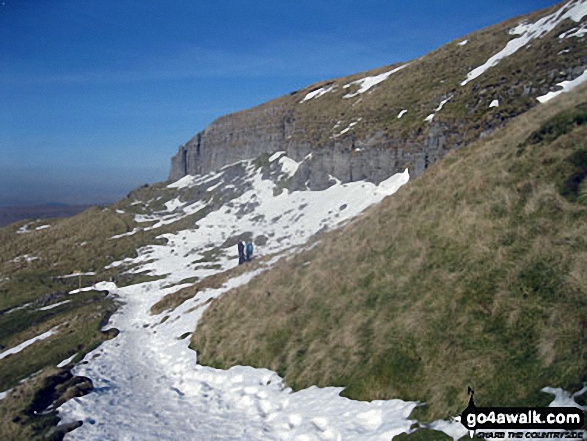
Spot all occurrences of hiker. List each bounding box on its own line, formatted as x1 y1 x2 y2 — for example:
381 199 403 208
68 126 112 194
245 241 254 262
237 241 245 265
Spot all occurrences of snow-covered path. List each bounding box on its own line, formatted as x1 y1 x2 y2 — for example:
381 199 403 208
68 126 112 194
56 157 584 440
58 163 422 440
60 273 418 440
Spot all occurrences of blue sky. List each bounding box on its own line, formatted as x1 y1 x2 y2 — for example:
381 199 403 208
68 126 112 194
0 0 560 206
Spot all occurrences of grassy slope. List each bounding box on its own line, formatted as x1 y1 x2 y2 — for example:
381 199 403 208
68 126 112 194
192 86 587 421
0 183 190 438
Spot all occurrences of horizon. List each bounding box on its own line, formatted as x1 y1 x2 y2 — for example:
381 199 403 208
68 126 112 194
0 0 560 206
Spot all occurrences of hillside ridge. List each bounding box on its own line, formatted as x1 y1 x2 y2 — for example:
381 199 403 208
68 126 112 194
192 83 587 421
170 0 587 189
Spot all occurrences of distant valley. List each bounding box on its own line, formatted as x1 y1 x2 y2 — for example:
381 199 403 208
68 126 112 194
0 205 94 228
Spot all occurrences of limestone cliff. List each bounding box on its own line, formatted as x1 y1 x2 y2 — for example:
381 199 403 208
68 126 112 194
170 0 587 188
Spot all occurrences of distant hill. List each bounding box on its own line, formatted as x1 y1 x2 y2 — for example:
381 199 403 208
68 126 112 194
0 205 94 227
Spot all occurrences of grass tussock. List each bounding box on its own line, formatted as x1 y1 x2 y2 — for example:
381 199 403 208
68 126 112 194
193 86 587 420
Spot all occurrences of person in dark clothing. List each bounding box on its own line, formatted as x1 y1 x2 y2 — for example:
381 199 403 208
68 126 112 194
237 241 245 265
245 242 254 262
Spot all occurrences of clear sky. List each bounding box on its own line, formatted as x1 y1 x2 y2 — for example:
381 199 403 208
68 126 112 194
0 0 560 206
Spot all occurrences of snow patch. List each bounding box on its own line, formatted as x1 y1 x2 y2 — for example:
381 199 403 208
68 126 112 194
167 175 197 189
343 64 408 98
110 228 140 239
559 21 587 38
278 156 300 176
333 118 362 137
4 302 32 315
424 96 452 122
12 254 38 263
435 96 452 112
489 99 500 108
0 326 60 360
269 151 285 162
300 85 336 102
397 109 408 119
57 353 78 368
164 198 185 211
537 69 587 103
462 0 587 86
17 224 31 234
69 281 117 295
60 272 96 278
457 39 469 46
38 300 71 311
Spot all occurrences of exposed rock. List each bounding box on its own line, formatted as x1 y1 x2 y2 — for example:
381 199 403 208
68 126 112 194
169 3 587 187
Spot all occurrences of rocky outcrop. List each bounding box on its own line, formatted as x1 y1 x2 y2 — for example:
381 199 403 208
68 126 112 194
169 0 587 187
170 108 457 189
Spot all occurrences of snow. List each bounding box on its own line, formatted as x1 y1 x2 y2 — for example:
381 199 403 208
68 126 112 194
167 175 197 189
536 68 587 103
54 156 584 439
110 228 140 239
300 85 336 103
435 96 452 112
206 181 223 192
424 96 452 122
69 281 117 295
57 353 78 368
457 39 468 46
60 272 96 278
278 156 300 176
164 198 185 211
38 300 71 311
343 64 408 98
17 223 31 234
334 119 362 137
429 418 468 441
35 224 51 230
116 209 125 214
489 99 500 107
0 326 59 360
0 389 10 400
543 386 587 410
397 109 407 119
269 151 285 162
56 159 416 440
559 21 587 38
4 302 32 315
462 0 587 86
12 254 38 263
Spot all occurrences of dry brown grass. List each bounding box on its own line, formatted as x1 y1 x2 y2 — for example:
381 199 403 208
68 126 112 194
193 86 587 420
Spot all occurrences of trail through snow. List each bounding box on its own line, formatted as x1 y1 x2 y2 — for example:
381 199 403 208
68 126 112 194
58 159 419 440
54 156 586 440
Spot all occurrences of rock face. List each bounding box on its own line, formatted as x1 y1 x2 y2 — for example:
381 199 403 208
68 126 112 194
170 0 587 187
170 103 459 190
169 98 455 189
